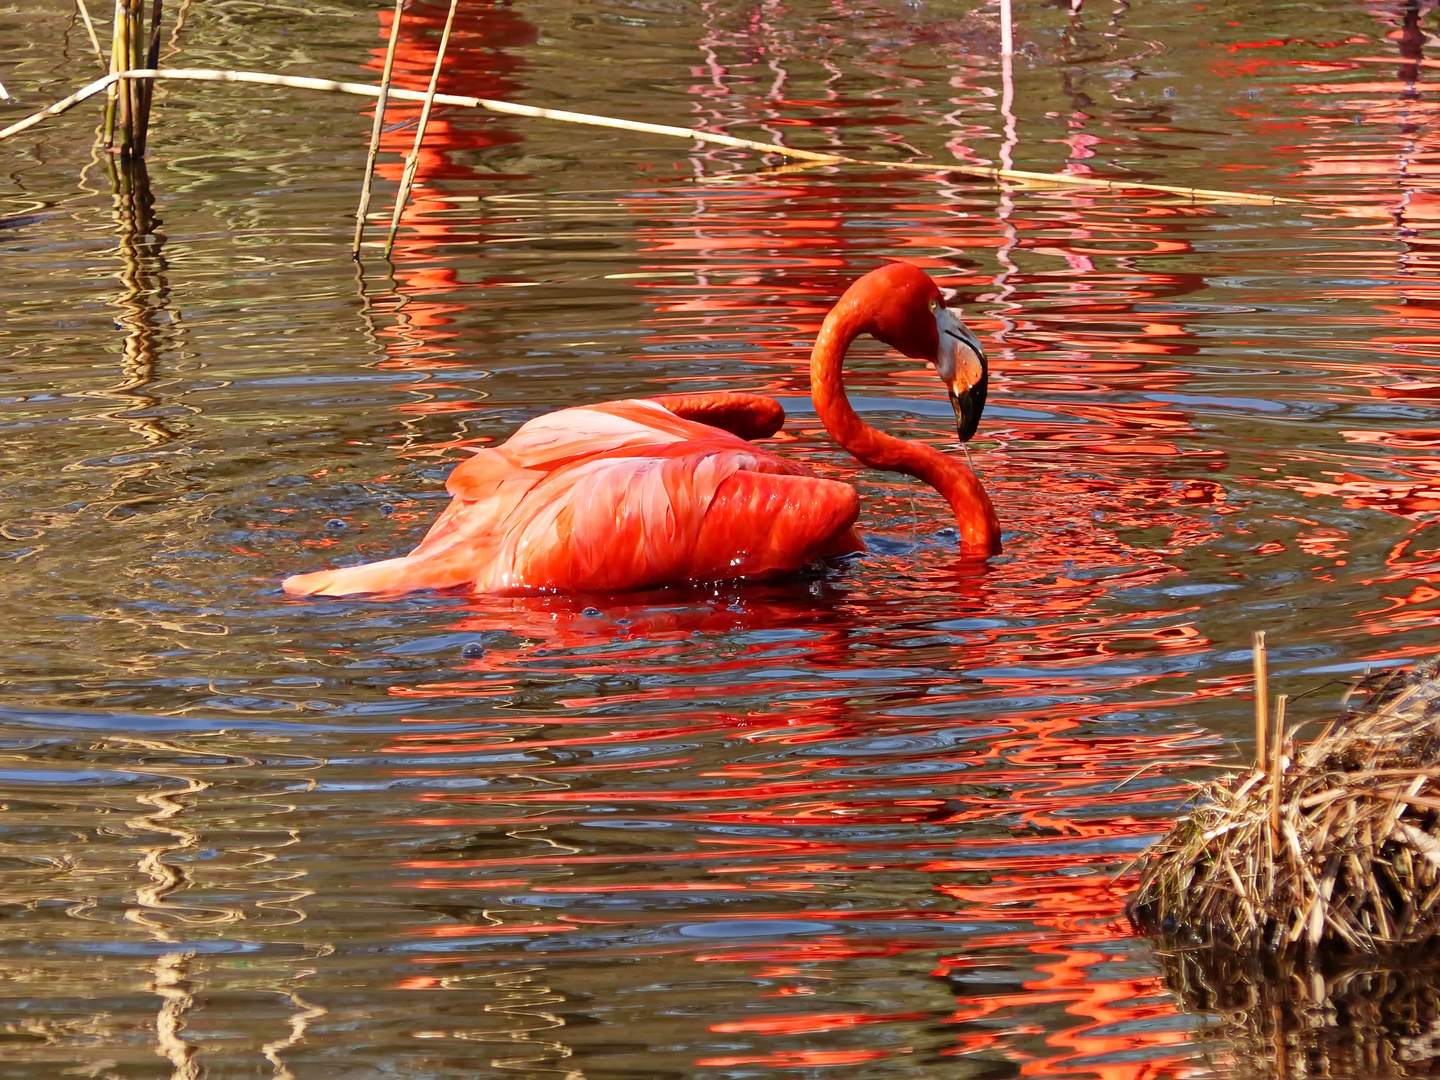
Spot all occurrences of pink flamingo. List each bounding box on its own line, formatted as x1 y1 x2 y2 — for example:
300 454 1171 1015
282 262 999 598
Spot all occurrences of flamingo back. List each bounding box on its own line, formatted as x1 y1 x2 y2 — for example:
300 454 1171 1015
282 399 860 597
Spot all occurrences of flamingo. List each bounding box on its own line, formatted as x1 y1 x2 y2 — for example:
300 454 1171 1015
282 262 1000 598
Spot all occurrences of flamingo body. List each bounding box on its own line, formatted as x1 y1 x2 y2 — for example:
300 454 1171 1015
282 396 861 597
283 262 999 599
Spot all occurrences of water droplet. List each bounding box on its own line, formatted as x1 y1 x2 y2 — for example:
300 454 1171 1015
460 642 486 659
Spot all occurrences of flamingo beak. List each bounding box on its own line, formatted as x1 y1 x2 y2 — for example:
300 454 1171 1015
934 305 988 443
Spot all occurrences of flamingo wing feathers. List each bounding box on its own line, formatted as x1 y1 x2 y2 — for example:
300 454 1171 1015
495 444 855 591
688 469 861 578
282 397 859 597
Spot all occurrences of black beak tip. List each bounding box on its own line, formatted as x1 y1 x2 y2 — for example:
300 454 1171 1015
950 389 982 443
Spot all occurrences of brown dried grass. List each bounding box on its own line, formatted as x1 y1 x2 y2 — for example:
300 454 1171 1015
1128 659 1440 954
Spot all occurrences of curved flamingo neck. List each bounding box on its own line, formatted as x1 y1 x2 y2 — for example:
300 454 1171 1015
810 291 1002 556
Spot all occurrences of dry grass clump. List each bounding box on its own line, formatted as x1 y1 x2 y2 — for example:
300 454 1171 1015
1128 658 1440 954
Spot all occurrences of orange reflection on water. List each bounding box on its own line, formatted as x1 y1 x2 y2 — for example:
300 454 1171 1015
339 5 1264 1075
936 943 1191 1080
376 586 1217 1067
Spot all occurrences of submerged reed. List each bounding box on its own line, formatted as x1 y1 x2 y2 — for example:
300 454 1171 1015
1128 658 1440 954
0 68 1304 205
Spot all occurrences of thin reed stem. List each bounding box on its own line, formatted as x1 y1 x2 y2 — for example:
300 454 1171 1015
133 0 162 157
103 0 126 145
352 0 406 257
1254 630 1269 767
75 0 108 71
383 0 461 257
119 0 140 153
1269 694 1287 849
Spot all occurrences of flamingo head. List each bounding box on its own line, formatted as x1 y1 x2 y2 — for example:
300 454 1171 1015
853 262 989 443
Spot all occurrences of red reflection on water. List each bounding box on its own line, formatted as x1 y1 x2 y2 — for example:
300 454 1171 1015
379 599 1213 1063
697 1049 890 1067
937 943 1190 1080
367 0 534 189
1190 2 1440 665
334 7 1260 1075
356 0 538 426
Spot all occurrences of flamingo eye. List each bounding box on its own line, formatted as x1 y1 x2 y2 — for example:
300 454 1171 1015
928 299 938 312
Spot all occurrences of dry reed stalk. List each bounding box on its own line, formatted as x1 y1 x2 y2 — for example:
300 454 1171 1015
119 0 140 152
133 0 163 157
75 0 108 71
352 0 406 256
1269 694 1286 849
122 0 135 139
383 0 460 257
1130 658 1440 955
0 68 1306 205
1253 630 1268 766
99 0 158 156
102 0 125 145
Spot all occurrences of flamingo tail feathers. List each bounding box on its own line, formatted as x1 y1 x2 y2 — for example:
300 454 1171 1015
282 554 459 598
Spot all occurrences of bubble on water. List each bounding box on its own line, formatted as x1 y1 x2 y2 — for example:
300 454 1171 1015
379 503 395 516
460 642 486 659
1163 87 1177 98
582 607 602 618
615 618 631 626
325 519 347 530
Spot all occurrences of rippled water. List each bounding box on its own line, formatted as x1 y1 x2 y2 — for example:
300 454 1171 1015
5 0 1440 1075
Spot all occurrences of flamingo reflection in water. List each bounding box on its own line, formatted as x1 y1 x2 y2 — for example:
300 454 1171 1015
284 262 999 598
383 605 1219 1080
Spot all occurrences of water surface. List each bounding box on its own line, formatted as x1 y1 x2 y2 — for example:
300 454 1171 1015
3 0 1439 1075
